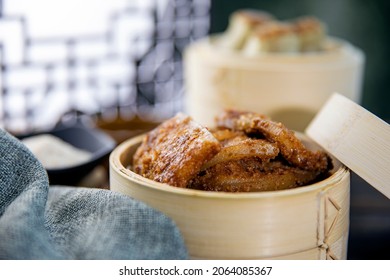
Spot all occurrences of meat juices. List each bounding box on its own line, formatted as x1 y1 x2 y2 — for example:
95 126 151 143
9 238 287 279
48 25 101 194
133 110 332 192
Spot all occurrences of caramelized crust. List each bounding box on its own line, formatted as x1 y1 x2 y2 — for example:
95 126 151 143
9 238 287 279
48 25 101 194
133 110 332 192
133 113 221 188
216 109 332 172
189 158 322 192
201 131 279 170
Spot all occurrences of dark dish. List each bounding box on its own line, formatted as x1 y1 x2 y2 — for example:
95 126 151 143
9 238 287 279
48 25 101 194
18 120 116 186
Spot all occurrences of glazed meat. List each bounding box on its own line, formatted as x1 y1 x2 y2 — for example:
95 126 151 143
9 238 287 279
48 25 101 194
133 113 221 188
189 158 323 192
201 129 280 170
215 109 332 172
133 110 332 192
189 123 330 192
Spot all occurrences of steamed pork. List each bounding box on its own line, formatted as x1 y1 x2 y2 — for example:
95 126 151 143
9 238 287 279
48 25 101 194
189 158 324 192
201 130 279 171
132 110 332 192
133 113 221 188
215 109 331 172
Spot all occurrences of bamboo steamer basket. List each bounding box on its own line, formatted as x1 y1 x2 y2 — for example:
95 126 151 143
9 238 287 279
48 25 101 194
184 36 364 132
110 133 350 260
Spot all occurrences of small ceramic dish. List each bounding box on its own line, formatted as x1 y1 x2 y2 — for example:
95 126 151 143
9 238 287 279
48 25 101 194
19 120 116 186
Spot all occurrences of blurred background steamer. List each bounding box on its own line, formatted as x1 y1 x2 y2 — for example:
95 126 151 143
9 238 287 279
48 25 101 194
184 9 365 132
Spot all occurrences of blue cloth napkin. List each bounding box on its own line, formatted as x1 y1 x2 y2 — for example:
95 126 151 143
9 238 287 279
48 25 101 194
0 129 188 259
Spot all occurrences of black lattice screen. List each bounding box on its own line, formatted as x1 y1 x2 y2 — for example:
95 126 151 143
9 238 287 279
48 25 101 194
0 0 210 134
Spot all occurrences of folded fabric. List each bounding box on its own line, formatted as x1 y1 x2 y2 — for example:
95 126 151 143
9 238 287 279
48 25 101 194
0 129 188 259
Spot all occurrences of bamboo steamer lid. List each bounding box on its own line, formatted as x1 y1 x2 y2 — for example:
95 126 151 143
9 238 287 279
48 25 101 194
306 93 390 199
